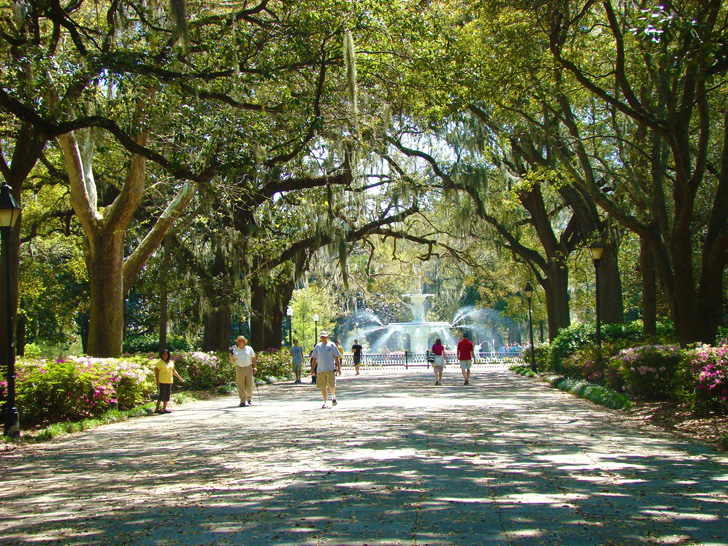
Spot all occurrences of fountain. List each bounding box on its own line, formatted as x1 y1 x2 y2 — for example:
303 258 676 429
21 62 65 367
341 294 506 355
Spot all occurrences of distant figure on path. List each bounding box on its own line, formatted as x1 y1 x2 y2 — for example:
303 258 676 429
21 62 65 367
351 339 363 375
334 340 344 375
289 339 304 384
457 333 475 385
430 338 447 385
155 349 184 414
311 331 341 408
230 336 257 407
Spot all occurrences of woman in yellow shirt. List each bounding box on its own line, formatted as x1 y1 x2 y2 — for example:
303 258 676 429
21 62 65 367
155 349 184 414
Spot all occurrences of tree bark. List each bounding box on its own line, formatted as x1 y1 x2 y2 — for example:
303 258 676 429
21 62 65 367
202 299 232 352
541 263 570 341
598 244 624 325
640 237 657 336
158 235 170 353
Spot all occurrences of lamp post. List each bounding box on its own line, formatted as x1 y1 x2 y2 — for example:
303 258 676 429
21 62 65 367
313 313 319 346
590 244 605 351
524 281 536 372
286 306 293 346
1 184 21 438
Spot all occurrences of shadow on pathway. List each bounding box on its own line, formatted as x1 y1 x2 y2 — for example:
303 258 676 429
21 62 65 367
1 369 726 545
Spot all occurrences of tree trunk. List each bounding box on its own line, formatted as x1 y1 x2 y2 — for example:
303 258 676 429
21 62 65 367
202 299 232 352
599 244 624 325
85 230 126 357
158 236 170 353
640 237 657 337
542 264 570 341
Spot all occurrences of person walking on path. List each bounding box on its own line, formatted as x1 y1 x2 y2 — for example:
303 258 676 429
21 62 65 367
430 337 447 385
351 339 363 375
230 336 257 407
334 340 344 375
155 349 184 414
457 332 475 385
289 339 304 384
311 331 341 408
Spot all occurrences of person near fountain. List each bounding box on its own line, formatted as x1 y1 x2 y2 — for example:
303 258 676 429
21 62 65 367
457 332 475 385
311 331 341 408
430 337 447 385
351 339 363 375
289 339 304 384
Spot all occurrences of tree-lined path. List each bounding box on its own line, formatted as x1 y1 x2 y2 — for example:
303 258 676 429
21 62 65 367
1 370 727 545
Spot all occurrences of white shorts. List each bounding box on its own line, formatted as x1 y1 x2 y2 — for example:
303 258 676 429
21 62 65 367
433 355 445 368
460 360 472 370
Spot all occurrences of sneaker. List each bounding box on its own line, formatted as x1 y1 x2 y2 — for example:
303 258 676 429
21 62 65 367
332 398 337 406
247 400 252 406
464 380 469 385
321 403 329 409
239 401 246 407
162 409 172 413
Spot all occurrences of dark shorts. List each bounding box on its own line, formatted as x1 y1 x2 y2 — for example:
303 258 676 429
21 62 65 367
158 383 172 402
353 355 361 365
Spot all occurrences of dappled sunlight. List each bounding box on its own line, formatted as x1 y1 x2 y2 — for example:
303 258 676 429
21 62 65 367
1 369 727 545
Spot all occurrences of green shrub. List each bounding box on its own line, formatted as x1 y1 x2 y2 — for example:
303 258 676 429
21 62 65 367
607 344 682 400
123 334 190 354
532 342 551 371
544 375 632 410
548 323 595 372
510 364 536 377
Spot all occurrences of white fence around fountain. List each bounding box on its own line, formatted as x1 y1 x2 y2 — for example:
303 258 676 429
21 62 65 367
339 351 524 370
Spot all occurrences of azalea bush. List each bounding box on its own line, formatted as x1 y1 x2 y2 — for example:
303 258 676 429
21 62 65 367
686 344 728 414
256 349 294 381
607 345 682 400
0 356 155 426
171 351 233 390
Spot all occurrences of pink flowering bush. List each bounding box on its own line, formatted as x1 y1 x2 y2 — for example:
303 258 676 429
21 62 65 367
558 343 624 388
607 344 682 400
172 351 234 390
685 344 728 414
2 356 156 426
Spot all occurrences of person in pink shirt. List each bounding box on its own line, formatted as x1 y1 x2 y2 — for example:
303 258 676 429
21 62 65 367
430 338 447 385
456 332 475 385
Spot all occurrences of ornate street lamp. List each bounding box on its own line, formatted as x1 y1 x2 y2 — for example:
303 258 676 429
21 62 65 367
313 313 319 345
590 244 605 351
0 183 21 437
286 306 293 346
524 281 536 372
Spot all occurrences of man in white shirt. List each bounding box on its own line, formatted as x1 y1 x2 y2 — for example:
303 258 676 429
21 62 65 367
311 331 341 408
229 335 257 407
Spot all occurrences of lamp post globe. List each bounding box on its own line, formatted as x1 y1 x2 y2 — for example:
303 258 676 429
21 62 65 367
0 183 21 438
286 306 293 346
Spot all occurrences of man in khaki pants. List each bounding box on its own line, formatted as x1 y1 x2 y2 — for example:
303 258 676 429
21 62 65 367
230 336 257 406
311 331 341 409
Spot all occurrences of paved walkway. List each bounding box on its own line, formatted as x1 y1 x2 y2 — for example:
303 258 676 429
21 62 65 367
1 368 727 546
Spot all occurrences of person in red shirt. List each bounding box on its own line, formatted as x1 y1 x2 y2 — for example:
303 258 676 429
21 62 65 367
456 332 475 385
